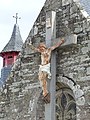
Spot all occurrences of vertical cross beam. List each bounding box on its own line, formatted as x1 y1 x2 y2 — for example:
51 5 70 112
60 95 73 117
45 11 56 120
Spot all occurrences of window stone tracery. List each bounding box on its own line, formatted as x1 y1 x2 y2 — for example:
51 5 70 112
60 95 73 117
56 82 76 120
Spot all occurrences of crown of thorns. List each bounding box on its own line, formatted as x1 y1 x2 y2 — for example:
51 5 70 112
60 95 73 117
38 43 46 48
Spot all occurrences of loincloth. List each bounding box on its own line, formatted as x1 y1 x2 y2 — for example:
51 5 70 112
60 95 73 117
39 63 51 79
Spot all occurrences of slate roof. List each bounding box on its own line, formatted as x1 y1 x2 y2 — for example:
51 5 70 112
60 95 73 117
0 24 23 53
80 0 90 15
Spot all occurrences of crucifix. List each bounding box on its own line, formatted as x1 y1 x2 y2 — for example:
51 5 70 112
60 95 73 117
13 13 21 24
45 11 77 120
27 10 77 120
45 10 57 120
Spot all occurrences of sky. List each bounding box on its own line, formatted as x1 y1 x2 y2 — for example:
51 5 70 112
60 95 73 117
0 0 46 76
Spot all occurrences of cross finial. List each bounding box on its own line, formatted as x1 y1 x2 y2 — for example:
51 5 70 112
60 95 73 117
13 13 21 24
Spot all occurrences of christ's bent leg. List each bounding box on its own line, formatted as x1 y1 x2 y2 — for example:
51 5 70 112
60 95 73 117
38 71 48 97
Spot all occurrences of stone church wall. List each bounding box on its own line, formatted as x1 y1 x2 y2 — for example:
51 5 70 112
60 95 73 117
0 0 90 120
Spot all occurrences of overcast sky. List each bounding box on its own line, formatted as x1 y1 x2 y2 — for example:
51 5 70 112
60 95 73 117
0 0 46 76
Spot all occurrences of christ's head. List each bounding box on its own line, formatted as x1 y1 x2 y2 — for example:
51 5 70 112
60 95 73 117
38 43 47 52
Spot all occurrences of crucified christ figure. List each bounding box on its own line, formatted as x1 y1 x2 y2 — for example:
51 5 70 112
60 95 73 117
28 39 64 102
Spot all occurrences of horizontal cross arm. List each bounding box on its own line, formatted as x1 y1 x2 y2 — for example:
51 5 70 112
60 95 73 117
51 34 77 47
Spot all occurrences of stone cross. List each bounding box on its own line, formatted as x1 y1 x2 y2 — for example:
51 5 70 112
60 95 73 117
45 11 56 120
45 11 77 120
13 13 21 24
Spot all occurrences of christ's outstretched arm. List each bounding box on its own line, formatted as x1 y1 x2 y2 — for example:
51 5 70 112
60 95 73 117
50 39 64 51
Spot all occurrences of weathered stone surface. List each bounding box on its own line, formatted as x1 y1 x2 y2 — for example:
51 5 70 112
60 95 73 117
0 0 90 120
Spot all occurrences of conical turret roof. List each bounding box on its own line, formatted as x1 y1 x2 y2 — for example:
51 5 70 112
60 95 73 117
0 23 23 54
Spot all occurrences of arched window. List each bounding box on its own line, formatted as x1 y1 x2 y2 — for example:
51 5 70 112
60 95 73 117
56 82 76 120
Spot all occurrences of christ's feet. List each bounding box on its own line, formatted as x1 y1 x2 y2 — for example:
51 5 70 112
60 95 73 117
43 93 50 104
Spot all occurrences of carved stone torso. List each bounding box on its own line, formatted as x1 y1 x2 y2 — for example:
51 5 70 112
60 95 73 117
41 48 51 65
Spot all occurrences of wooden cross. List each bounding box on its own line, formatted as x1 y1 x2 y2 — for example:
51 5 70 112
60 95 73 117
45 11 77 120
13 13 21 24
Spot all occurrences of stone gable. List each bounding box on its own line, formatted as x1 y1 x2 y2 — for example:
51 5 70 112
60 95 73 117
0 0 90 120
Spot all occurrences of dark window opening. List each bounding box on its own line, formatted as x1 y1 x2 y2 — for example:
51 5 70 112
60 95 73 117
8 56 13 59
